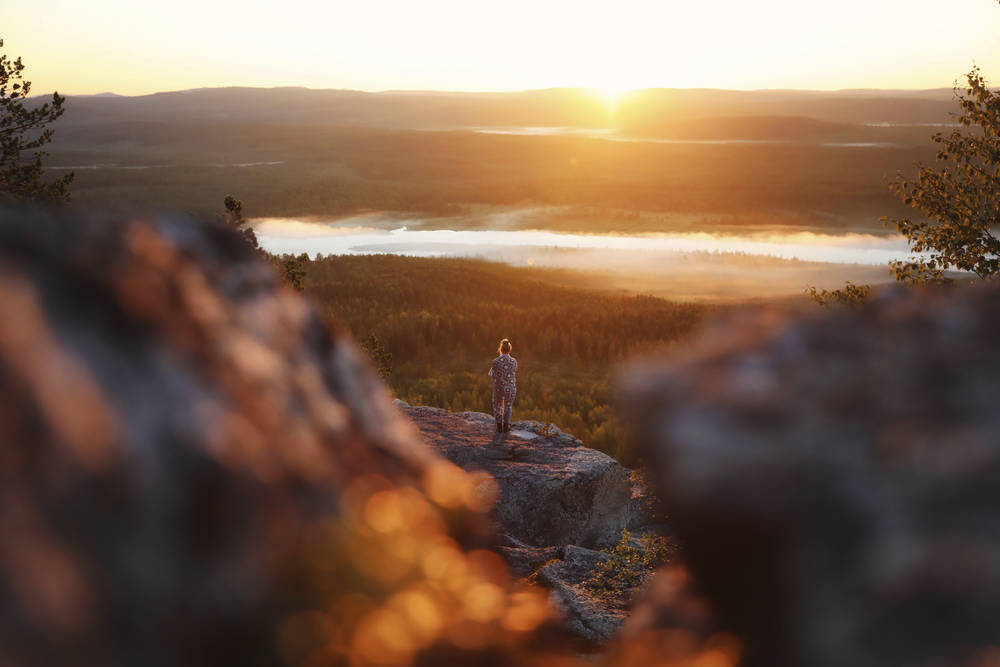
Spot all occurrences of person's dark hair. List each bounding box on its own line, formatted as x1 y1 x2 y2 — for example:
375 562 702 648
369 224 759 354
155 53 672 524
498 338 512 355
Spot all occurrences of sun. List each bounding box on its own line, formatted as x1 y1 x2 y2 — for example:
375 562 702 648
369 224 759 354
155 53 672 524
589 85 633 114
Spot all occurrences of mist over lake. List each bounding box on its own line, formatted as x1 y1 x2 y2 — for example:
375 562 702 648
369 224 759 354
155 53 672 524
255 216 911 265
253 214 920 300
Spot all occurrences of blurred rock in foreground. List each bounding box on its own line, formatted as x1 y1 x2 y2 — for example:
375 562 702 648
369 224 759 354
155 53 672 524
620 284 1000 667
0 208 556 667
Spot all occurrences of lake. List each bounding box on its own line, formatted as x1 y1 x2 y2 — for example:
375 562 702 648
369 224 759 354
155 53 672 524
252 215 925 300
467 126 900 148
254 217 913 266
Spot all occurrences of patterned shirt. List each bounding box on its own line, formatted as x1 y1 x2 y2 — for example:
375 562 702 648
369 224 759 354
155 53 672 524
489 354 517 391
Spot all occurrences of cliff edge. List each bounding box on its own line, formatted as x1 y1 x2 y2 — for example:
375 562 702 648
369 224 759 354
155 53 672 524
399 402 661 643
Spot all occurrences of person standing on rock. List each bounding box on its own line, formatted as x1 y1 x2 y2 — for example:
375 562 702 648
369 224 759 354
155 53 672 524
488 338 517 433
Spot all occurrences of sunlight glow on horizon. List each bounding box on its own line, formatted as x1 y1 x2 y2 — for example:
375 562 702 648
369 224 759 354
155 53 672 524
2 0 999 96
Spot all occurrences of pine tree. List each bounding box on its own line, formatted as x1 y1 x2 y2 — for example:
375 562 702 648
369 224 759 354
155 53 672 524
361 333 393 381
0 38 73 202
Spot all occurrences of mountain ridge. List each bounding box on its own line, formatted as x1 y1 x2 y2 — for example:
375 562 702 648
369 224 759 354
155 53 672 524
48 84 958 130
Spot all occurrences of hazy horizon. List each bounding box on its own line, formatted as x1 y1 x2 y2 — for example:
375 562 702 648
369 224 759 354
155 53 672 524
56 83 964 99
4 0 998 97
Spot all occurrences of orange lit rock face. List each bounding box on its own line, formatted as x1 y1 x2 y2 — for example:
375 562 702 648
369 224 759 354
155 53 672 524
622 285 1000 667
400 404 635 550
0 210 553 667
402 403 649 645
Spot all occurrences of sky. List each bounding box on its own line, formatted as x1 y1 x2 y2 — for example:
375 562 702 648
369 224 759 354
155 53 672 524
3 0 999 96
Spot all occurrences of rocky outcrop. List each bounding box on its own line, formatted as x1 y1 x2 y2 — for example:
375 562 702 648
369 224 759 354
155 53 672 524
401 403 642 643
401 404 633 550
536 546 629 644
0 209 555 667
492 534 563 579
620 284 1000 667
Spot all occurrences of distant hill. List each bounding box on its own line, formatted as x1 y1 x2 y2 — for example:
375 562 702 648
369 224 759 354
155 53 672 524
57 87 612 130
55 85 958 133
43 85 949 225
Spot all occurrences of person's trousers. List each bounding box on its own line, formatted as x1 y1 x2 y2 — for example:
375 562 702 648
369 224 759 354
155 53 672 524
492 387 516 427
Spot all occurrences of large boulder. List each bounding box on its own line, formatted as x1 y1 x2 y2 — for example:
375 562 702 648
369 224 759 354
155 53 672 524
0 208 554 667
401 404 642 647
620 284 1000 667
400 404 632 550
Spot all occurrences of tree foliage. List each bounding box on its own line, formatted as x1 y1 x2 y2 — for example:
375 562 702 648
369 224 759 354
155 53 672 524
581 529 676 597
884 67 1000 282
281 253 308 292
300 254 708 465
223 194 260 249
0 38 73 202
806 281 870 307
361 333 393 380
304 255 705 370
222 194 310 291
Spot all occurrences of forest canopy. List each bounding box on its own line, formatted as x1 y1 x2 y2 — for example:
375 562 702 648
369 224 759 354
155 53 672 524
302 255 709 465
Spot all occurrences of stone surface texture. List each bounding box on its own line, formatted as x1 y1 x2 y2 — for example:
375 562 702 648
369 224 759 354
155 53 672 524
401 402 641 643
536 545 629 644
401 403 633 550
